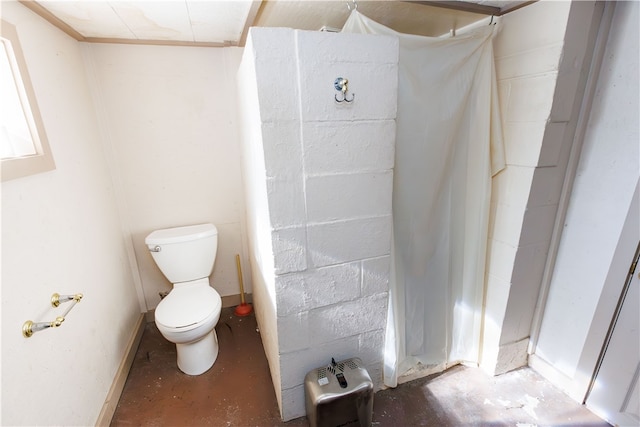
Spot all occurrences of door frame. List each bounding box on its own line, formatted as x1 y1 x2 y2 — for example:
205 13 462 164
528 0 640 404
585 239 640 403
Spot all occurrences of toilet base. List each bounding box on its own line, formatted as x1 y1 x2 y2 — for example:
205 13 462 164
176 329 219 375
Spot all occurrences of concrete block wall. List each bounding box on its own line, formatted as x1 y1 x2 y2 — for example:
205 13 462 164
239 27 398 420
483 0 571 374
483 1 602 374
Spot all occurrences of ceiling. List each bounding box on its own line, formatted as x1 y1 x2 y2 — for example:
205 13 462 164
20 0 532 47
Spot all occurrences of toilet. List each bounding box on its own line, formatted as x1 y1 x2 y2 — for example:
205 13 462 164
145 223 222 375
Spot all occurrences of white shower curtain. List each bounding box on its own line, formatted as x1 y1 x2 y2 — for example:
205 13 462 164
343 11 505 387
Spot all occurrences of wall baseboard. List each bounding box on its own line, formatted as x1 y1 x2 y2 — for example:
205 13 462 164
95 313 146 426
528 353 585 403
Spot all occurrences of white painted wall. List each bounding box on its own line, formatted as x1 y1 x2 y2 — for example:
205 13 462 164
482 1 602 375
1 2 140 425
239 27 398 420
483 0 572 374
236 31 282 408
534 0 639 398
503 1 603 348
84 43 249 310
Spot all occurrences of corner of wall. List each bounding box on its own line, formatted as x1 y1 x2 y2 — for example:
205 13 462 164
483 0 589 376
485 0 607 377
236 29 282 415
79 42 147 314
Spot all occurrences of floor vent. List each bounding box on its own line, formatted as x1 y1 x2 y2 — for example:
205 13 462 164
346 359 359 370
317 367 327 381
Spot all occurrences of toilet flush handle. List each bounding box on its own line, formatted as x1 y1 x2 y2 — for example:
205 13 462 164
149 245 161 253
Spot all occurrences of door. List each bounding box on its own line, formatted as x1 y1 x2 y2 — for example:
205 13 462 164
586 243 640 426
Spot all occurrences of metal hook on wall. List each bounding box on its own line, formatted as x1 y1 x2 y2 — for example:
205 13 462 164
334 77 355 103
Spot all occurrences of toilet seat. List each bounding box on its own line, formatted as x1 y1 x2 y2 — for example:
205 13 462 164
155 284 221 332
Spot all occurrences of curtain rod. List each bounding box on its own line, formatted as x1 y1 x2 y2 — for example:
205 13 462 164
404 1 537 17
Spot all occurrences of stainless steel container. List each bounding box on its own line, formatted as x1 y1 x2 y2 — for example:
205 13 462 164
304 357 373 427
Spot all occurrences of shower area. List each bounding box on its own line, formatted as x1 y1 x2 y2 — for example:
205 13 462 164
237 1 605 421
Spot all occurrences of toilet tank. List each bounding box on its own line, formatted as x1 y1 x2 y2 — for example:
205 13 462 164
145 223 218 284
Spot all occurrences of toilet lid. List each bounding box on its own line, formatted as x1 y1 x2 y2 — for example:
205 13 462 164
155 286 221 329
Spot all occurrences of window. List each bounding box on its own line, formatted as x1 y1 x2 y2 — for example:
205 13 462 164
1 20 54 181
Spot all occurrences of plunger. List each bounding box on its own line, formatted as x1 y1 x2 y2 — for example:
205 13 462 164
234 254 253 317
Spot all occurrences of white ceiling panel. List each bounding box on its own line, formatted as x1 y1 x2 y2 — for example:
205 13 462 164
111 1 194 41
40 1 137 39
188 1 254 43
37 0 253 44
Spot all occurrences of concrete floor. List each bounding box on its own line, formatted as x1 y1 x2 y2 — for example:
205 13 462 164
111 307 609 426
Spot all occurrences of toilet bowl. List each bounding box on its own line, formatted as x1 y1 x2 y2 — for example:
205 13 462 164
145 223 222 375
